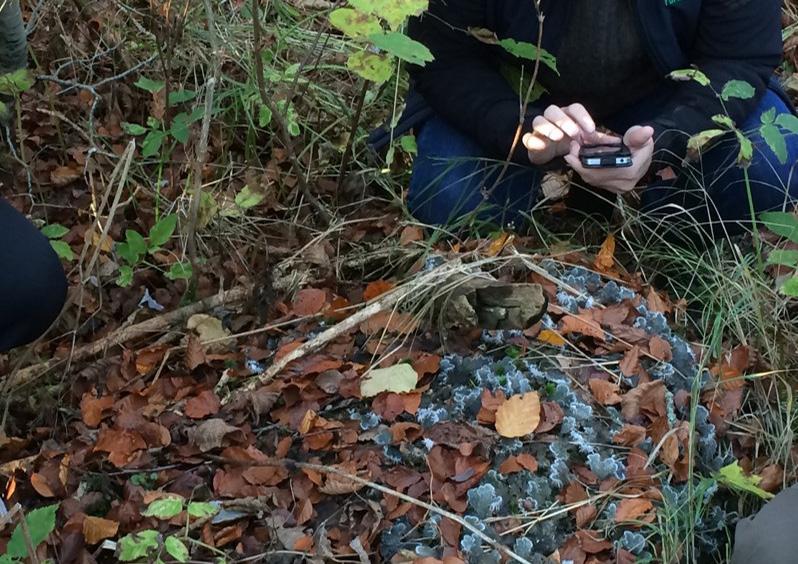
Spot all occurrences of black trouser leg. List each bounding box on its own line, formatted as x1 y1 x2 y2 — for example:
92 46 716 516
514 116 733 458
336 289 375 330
0 198 67 352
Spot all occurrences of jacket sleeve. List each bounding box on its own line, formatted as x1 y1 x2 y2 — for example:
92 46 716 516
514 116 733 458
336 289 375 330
644 0 784 165
407 0 542 164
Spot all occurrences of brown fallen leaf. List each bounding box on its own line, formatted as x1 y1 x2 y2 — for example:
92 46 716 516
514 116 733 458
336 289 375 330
185 389 221 419
575 530 612 554
363 280 395 301
589 379 622 405
83 516 119 545
615 498 654 523
575 505 597 528
80 393 114 428
293 288 328 317
186 333 207 370
319 463 363 495
535 401 564 433
645 286 672 314
188 419 240 452
537 329 567 347
759 464 784 493
30 472 58 498
399 225 424 246
621 380 666 421
560 312 605 341
498 453 539 474
612 425 647 447
619 345 641 377
495 393 541 438
649 336 673 362
94 428 147 468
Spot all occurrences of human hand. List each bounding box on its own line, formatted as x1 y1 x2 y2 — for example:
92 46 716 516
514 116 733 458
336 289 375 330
563 125 655 195
523 103 599 166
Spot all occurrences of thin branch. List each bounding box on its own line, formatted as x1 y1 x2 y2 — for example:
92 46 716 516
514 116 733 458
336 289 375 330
336 79 369 196
251 0 332 225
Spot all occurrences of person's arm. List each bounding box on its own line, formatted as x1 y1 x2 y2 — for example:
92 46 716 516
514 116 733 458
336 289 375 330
643 0 783 165
0 0 27 74
407 0 544 165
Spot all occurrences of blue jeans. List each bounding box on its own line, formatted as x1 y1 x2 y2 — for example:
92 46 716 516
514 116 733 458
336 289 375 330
408 90 798 237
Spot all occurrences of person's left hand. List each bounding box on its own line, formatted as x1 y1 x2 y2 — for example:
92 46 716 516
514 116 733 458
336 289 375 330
563 125 655 195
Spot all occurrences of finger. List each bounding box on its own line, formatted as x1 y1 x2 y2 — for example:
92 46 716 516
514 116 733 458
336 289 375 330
532 116 565 142
523 132 548 152
544 105 581 139
563 103 596 136
624 125 655 149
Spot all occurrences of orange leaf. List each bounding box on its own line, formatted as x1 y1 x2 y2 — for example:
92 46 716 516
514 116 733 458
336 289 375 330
83 516 119 545
589 379 622 405
363 280 395 301
594 233 616 272
359 310 418 335
615 498 654 523
537 329 567 347
30 473 57 498
486 232 514 257
299 409 317 434
560 313 605 340
293 288 328 317
495 393 541 438
80 393 114 427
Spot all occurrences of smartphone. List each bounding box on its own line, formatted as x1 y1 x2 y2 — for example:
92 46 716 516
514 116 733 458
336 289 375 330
579 143 633 168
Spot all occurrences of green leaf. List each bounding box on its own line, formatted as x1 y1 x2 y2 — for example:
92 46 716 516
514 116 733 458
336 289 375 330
148 214 178 250
123 122 148 136
714 461 774 500
141 130 167 158
400 134 417 155
781 277 798 297
735 131 753 165
0 69 34 95
497 39 558 74
5 504 58 559
668 68 710 86
775 113 798 134
142 497 184 519
760 107 777 126
168 89 197 105
258 104 272 127
711 114 734 129
368 32 434 66
170 113 191 144
126 230 148 258
687 129 725 153
41 223 69 239
118 530 160 562
348 0 428 30
135 76 165 94
766 249 798 267
235 185 265 209
187 502 218 519
164 537 189 562
117 265 134 287
721 80 755 101
760 123 788 164
329 8 382 39
166 261 193 281
288 120 300 136
50 240 74 261
346 51 393 83
760 211 798 244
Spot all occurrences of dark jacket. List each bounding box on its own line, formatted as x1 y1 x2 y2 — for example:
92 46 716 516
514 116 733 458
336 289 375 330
373 0 787 165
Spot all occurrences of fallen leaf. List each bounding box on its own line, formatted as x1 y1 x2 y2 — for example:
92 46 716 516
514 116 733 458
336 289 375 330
594 233 616 272
189 419 240 452
360 364 418 398
499 453 539 474
621 380 666 421
319 463 363 495
649 336 673 362
588 379 622 405
186 334 207 370
293 288 328 317
619 345 641 377
759 464 784 493
575 530 612 554
187 314 232 348
495 393 541 438
612 425 647 447
359 310 418 334
50 165 82 186
83 516 119 545
30 473 58 498
713 345 751 390
399 225 424 246
715 461 774 500
94 428 147 468
185 390 221 419
615 498 654 523
536 401 564 433
80 393 114 427
560 313 605 340
538 329 567 347
486 232 514 257
575 505 597 528
645 287 672 314
363 280 395 301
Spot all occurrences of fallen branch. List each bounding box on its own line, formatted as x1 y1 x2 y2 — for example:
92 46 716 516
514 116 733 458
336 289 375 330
4 285 251 389
213 455 534 564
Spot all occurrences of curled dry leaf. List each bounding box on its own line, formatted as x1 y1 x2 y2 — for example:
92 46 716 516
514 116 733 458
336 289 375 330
588 379 622 405
494 392 541 438
535 401 564 433
80 393 114 427
649 336 673 362
621 380 666 422
318 463 364 495
619 345 641 377
189 419 240 452
594 233 616 273
612 425 648 447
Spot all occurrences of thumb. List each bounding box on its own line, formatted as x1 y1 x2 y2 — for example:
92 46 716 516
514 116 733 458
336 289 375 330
624 125 654 149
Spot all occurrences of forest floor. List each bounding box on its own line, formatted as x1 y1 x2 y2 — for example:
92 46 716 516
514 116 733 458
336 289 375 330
2 1 798 563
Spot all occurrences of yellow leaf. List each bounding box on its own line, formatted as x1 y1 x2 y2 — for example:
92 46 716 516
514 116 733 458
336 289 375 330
360 364 419 398
537 329 566 347
83 515 119 545
495 393 541 438
486 232 514 257
594 233 616 272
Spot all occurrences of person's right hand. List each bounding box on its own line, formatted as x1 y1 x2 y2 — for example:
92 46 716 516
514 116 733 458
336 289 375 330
523 103 598 166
